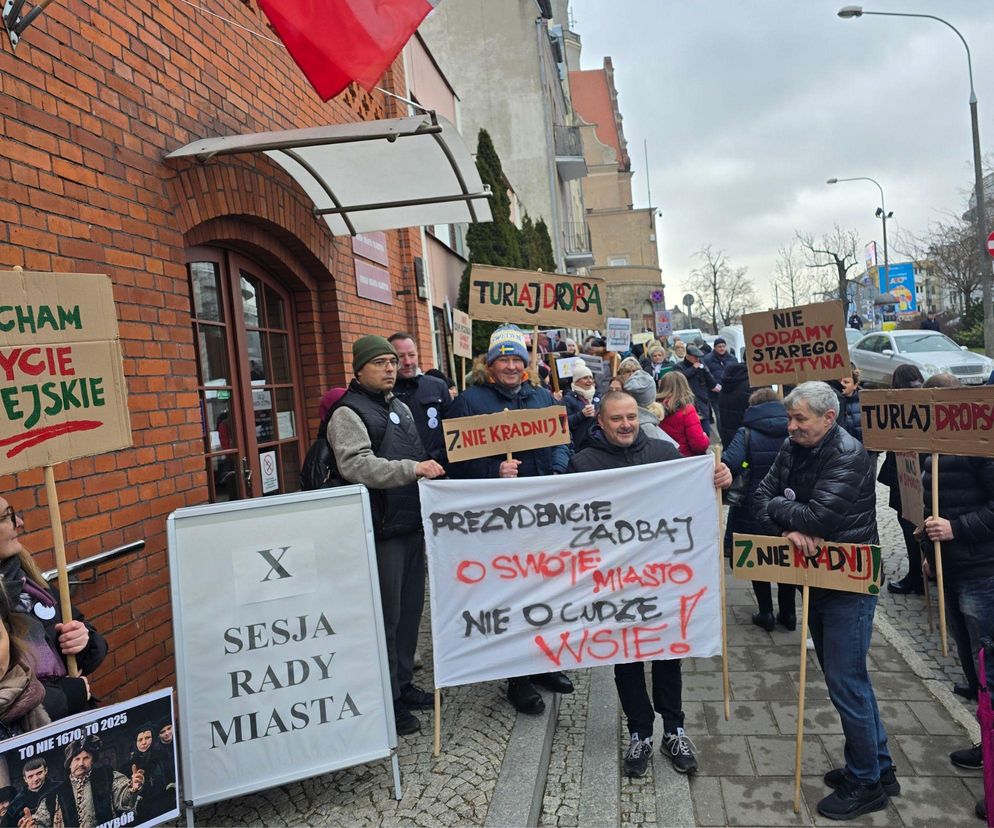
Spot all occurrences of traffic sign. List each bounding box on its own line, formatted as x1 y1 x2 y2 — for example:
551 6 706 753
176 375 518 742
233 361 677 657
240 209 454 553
988 230 994 258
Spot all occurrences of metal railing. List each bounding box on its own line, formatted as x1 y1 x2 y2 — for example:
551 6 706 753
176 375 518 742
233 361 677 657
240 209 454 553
553 124 583 158
562 220 592 254
42 540 145 585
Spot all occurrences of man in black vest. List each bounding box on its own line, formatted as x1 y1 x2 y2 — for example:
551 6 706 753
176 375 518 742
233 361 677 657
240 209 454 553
5 760 57 827
388 332 452 465
328 335 446 736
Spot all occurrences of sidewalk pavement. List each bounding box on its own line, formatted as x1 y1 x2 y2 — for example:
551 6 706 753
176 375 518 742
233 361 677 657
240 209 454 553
193 483 985 827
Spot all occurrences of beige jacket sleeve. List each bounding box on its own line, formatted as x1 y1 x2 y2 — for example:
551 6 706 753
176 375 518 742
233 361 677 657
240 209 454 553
329 406 419 489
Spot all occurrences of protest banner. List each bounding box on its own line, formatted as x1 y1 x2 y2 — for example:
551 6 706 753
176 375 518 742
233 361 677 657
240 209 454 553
442 406 569 463
860 386 994 457
0 688 178 828
741 300 850 385
452 309 472 360
896 451 925 527
467 264 606 328
631 331 653 347
605 317 632 352
168 488 401 808
655 310 672 338
732 531 883 812
421 455 722 689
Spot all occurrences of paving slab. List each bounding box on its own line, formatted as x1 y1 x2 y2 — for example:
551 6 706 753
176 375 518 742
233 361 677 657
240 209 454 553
748 735 833 777
887 774 982 827
719 776 810 826
578 667 620 828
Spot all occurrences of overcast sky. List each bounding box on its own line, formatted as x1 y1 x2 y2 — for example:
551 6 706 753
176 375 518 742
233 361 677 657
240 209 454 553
569 0 994 307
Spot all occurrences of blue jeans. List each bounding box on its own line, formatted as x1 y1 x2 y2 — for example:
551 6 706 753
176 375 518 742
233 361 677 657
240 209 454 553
808 589 892 784
944 573 994 693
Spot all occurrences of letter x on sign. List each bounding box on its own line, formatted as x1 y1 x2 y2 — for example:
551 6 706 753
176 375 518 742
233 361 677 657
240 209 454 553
258 547 292 582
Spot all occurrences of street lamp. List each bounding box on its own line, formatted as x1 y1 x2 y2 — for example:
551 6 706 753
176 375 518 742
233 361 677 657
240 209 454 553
827 176 892 308
838 6 991 355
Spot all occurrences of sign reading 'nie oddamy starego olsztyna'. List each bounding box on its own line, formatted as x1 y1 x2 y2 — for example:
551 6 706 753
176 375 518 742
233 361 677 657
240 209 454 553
0 271 132 475
468 264 607 328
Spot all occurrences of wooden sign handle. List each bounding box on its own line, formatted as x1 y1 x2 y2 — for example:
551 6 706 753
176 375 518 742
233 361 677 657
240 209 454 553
44 465 78 677
433 689 442 756
931 452 947 656
714 447 730 722
530 324 540 387
793 584 811 814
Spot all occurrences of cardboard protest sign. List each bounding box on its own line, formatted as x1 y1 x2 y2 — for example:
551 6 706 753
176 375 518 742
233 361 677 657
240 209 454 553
655 310 672 338
606 317 632 352
0 271 132 474
421 455 722 687
741 300 850 385
732 533 883 595
896 451 925 527
468 264 606 328
632 331 653 347
442 406 569 463
168 488 399 806
555 355 587 379
0 688 178 828
860 387 994 458
452 309 473 359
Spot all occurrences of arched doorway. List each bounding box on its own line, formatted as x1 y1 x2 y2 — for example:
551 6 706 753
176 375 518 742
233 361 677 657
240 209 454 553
186 246 306 502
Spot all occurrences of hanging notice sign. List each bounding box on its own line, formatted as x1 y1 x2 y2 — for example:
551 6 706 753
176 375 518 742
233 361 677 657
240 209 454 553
168 488 400 807
442 406 569 463
468 264 606 328
0 688 178 828
0 271 132 474
860 387 994 458
732 533 883 594
741 300 850 385
421 455 721 688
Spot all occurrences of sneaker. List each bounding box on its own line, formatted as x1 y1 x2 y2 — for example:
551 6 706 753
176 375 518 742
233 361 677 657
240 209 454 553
817 778 888 820
824 766 901 797
950 743 983 769
623 733 652 778
393 703 420 736
399 684 434 710
662 727 698 774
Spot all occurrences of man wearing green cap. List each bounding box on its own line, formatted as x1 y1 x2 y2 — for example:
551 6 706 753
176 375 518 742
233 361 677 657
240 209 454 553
328 334 446 737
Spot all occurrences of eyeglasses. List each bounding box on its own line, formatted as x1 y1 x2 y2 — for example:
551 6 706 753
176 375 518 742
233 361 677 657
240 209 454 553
2 506 21 528
368 357 399 369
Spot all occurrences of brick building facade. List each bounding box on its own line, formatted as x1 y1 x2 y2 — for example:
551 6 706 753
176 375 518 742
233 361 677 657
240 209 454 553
0 0 435 702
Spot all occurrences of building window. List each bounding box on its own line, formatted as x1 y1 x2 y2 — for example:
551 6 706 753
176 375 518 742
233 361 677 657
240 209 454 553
607 256 629 267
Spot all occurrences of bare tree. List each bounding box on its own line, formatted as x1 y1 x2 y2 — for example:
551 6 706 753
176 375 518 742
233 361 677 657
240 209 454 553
898 217 983 311
686 245 760 332
773 242 813 307
797 225 861 308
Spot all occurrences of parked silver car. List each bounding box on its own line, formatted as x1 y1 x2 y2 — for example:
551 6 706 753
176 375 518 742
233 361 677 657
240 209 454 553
850 330 993 387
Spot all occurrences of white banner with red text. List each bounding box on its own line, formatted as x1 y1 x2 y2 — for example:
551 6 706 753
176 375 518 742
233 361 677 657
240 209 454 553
420 454 721 688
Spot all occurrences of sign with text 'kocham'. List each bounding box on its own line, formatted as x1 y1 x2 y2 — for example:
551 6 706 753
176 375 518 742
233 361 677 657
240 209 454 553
741 300 850 385
442 406 569 463
0 271 132 474
732 533 883 594
468 264 606 328
860 387 994 458
421 455 721 688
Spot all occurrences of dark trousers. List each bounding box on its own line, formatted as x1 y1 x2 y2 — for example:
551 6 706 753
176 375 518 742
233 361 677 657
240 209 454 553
753 581 798 616
896 514 922 588
375 533 425 700
614 659 684 739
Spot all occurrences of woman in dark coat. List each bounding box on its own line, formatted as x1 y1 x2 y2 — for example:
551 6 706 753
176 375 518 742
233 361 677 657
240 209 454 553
723 388 796 630
717 362 752 448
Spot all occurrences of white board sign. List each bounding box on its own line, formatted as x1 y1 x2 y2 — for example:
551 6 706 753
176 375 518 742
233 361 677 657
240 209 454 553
260 449 279 493
421 455 721 688
605 317 632 352
168 488 398 807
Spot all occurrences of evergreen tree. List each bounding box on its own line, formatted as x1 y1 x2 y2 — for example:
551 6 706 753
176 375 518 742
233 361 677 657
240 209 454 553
520 214 557 272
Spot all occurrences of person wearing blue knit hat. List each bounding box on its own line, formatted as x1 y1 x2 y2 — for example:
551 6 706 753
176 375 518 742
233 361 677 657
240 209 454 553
448 324 574 715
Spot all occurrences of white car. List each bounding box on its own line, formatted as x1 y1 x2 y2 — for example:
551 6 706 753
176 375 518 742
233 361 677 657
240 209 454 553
850 330 993 387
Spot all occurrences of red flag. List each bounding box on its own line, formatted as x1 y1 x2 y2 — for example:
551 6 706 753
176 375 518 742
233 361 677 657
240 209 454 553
257 0 440 101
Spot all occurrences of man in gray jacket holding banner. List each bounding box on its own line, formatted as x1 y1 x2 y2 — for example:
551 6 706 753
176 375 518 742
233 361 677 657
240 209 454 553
328 335 445 737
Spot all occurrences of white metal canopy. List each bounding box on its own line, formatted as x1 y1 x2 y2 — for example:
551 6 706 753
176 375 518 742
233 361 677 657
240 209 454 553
166 113 492 236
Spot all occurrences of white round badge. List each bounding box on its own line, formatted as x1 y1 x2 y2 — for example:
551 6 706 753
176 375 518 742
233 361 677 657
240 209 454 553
784 488 796 501
33 603 56 621
427 407 438 419
427 417 439 429
389 412 401 425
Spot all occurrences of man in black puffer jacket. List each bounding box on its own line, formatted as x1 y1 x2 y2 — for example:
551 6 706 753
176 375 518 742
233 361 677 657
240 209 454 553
754 381 893 821
569 391 732 780
919 376 994 811
716 362 752 448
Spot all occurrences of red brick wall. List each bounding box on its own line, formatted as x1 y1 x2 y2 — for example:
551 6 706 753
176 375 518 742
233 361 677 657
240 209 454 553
0 0 432 702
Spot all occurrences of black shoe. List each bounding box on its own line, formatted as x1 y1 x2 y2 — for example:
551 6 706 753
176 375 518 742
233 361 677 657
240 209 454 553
399 684 435 710
950 743 983 769
824 766 901 797
393 703 420 736
662 728 698 774
776 612 797 631
887 576 924 595
507 678 544 715
532 671 574 694
751 611 776 631
817 778 888 820
623 733 652 778
953 683 979 702
977 798 987 821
